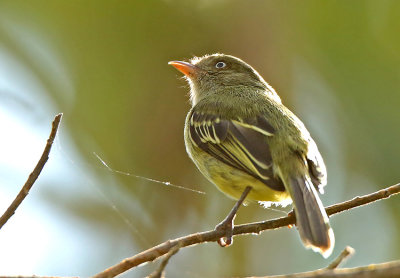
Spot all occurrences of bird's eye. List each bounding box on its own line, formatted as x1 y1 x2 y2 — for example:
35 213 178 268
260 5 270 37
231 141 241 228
215 62 226 69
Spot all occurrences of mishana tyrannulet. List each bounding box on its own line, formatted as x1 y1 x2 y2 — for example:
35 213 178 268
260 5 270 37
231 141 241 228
169 54 334 257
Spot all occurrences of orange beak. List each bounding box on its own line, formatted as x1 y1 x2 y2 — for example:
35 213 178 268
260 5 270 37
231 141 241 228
168 61 198 77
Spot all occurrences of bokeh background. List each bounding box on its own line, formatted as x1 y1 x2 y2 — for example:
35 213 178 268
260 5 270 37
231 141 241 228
0 1 399 277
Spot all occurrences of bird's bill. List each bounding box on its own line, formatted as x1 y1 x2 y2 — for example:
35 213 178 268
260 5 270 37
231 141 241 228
168 61 198 77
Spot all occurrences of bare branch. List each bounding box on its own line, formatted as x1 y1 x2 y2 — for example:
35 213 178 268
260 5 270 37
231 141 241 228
2 276 77 278
146 243 182 278
92 183 400 278
249 260 400 277
326 246 354 270
0 113 63 230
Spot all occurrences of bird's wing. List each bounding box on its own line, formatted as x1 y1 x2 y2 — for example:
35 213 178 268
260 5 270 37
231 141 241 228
306 138 327 193
188 111 285 191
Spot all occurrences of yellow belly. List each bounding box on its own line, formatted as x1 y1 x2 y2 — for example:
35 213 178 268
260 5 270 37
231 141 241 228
188 142 291 204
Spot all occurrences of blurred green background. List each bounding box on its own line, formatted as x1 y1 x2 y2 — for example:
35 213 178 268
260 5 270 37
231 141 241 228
0 0 399 277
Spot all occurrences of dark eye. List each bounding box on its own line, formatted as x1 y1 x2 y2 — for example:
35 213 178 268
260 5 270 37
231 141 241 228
215 61 226 69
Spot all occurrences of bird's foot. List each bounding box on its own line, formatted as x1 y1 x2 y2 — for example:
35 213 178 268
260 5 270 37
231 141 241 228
215 217 234 247
214 186 252 247
287 210 295 228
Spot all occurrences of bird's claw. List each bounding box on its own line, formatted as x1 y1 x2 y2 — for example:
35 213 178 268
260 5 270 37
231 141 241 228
215 219 234 247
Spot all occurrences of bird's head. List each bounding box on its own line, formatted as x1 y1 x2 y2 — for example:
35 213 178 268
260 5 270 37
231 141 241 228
169 54 279 105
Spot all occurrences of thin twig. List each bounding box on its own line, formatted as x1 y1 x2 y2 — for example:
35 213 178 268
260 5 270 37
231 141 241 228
1 276 77 278
0 113 63 230
250 260 400 278
146 243 182 278
92 183 400 278
326 246 354 270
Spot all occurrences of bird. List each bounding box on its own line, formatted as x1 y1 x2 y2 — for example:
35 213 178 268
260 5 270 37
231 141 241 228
168 54 334 258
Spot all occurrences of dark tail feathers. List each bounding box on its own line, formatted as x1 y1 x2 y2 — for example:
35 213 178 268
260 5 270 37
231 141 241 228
289 176 334 258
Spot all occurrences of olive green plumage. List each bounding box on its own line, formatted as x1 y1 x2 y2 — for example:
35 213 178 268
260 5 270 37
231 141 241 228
171 54 334 257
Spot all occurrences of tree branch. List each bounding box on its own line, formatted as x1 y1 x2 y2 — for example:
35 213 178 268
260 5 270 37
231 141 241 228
92 183 400 278
326 246 354 270
3 276 77 278
250 260 400 277
146 242 182 278
0 113 63 230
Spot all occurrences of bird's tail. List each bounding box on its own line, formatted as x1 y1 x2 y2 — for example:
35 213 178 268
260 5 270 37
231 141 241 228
286 175 334 258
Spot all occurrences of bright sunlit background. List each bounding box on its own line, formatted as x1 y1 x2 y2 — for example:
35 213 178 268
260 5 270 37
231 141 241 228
0 1 399 277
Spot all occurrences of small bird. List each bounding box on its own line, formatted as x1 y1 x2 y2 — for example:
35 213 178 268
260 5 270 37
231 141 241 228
169 54 334 257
